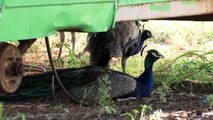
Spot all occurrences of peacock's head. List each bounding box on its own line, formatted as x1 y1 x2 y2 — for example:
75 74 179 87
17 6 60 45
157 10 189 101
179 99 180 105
142 30 154 40
146 49 164 63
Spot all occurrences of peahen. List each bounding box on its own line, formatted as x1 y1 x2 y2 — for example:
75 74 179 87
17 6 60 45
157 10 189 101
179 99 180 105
122 30 153 73
85 21 141 67
0 50 163 105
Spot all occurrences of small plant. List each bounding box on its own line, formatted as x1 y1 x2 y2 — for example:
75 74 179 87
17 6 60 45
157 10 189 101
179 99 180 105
62 43 89 68
97 75 112 105
156 80 171 103
13 113 26 120
154 50 213 102
121 112 135 120
79 86 95 107
96 74 116 114
132 109 139 119
140 104 152 120
103 106 117 114
46 114 53 120
0 103 3 119
0 105 27 120
63 108 70 113
51 104 70 113
207 94 213 108
9 112 26 120
149 109 163 120
121 104 152 120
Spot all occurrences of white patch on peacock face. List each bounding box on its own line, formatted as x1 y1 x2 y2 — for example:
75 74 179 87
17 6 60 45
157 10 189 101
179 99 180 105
151 52 159 58
147 32 152 38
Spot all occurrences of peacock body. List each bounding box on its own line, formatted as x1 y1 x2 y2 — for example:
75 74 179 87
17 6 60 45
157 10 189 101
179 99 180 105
0 50 163 106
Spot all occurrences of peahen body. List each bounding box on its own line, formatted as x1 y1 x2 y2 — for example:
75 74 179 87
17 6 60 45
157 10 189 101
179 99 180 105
0 50 163 105
85 22 153 73
85 21 141 67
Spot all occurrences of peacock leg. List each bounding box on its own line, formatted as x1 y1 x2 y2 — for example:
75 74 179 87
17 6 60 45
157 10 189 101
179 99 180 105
57 32 65 60
121 56 128 73
71 32 76 51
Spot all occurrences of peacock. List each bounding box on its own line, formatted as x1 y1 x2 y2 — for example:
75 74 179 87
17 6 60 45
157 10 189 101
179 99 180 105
0 50 163 105
131 49 163 97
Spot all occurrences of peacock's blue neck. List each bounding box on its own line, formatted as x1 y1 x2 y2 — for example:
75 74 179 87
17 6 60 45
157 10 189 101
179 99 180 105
144 57 155 70
134 57 155 97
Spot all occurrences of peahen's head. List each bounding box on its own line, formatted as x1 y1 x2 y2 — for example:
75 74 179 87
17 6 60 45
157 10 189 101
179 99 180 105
141 30 153 40
144 49 164 69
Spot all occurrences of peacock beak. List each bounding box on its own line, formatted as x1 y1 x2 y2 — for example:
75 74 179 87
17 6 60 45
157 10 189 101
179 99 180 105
158 53 164 58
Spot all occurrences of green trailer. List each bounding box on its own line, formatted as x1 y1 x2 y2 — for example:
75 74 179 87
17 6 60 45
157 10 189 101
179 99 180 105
0 0 213 94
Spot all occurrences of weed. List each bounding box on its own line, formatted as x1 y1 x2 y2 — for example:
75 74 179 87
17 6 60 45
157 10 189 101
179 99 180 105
154 50 213 102
149 109 163 120
96 75 112 105
0 104 27 120
121 104 152 120
79 86 95 107
63 108 70 113
46 114 53 120
207 94 213 108
61 43 89 68
51 104 70 113
121 112 135 120
140 104 152 120
103 106 117 114
0 103 3 119
96 75 116 114
156 80 171 102
6 21 212 119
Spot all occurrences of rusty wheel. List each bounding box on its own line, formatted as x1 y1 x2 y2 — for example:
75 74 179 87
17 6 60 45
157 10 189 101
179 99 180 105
0 42 23 94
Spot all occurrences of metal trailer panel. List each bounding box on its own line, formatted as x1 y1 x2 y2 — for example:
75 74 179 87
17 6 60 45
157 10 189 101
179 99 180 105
116 0 213 21
118 0 171 6
0 0 117 41
0 0 213 42
0 0 174 41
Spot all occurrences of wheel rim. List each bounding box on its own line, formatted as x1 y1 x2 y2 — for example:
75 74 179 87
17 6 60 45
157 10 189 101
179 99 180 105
0 42 23 94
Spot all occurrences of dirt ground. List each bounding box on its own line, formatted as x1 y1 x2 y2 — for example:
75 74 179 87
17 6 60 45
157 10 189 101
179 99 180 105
2 81 213 120
2 36 212 120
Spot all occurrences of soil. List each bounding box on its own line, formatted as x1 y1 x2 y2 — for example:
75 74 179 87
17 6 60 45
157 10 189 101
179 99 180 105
2 81 213 120
2 38 213 120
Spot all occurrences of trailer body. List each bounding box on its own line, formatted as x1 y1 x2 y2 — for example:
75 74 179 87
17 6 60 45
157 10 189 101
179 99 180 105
0 0 213 41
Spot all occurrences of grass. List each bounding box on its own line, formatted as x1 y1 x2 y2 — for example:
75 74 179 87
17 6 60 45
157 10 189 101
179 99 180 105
0 103 26 120
8 20 212 119
21 21 212 101
96 75 116 114
207 94 213 108
121 104 152 120
51 104 70 113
